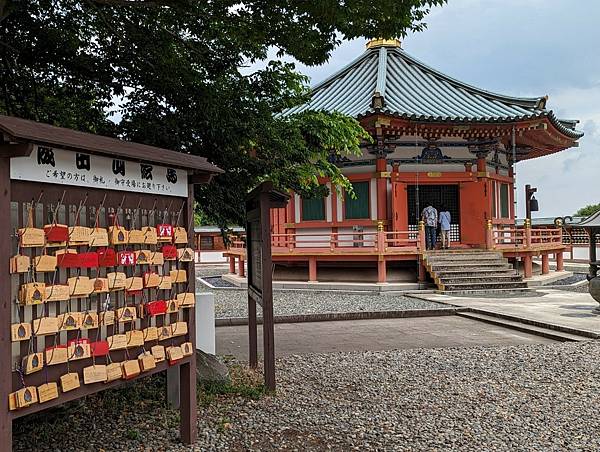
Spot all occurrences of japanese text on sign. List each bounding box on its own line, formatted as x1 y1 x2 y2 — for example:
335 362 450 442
10 146 187 197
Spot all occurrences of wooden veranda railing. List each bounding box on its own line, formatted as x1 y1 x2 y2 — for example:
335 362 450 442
486 220 563 250
270 227 422 254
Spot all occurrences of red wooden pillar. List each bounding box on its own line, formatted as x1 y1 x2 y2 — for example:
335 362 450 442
556 252 564 271
376 158 388 224
377 259 387 283
541 254 549 275
418 260 427 282
523 255 533 278
238 257 245 277
476 155 487 173
308 257 317 282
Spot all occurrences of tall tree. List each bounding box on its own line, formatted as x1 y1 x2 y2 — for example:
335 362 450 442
0 0 445 226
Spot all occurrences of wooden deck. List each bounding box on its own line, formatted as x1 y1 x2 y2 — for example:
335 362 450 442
222 223 567 282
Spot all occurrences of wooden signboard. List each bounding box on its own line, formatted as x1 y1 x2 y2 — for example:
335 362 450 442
0 115 222 449
245 182 289 392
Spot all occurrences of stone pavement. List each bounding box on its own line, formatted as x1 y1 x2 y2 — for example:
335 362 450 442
412 289 600 336
216 316 553 360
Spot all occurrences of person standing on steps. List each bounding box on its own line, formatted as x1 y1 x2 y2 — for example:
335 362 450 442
439 204 451 250
421 203 438 251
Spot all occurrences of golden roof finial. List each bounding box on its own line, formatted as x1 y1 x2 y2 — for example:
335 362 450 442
366 38 401 49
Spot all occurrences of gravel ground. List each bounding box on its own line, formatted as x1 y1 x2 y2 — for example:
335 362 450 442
197 265 447 319
15 342 600 451
549 273 588 286
207 289 446 319
201 275 238 288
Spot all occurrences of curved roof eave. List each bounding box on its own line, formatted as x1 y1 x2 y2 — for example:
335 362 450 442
354 109 583 139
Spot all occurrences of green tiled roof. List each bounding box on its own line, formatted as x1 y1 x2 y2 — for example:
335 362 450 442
284 45 583 139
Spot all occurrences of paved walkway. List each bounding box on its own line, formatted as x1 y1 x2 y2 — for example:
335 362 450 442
413 289 600 336
216 316 553 360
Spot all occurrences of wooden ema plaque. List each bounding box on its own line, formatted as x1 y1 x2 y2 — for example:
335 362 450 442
11 323 31 342
37 382 59 404
32 317 59 336
2 126 211 449
139 352 156 372
151 345 166 363
9 387 38 410
143 326 159 342
105 363 123 383
60 373 81 393
83 365 108 385
45 346 68 366
122 360 141 380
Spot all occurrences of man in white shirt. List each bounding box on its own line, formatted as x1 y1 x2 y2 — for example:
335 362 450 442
421 204 438 250
438 204 451 250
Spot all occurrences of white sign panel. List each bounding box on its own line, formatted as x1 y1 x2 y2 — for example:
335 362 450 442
10 146 187 197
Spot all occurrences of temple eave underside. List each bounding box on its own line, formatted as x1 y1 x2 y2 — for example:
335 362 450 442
358 113 578 161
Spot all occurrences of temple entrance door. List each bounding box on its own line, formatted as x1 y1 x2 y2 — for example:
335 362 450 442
407 185 461 242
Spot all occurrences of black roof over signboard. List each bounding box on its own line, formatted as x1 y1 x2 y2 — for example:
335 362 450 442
0 115 223 174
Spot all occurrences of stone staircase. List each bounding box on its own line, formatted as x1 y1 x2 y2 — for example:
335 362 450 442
423 249 527 292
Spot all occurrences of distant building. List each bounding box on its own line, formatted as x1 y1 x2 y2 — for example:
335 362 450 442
194 226 244 251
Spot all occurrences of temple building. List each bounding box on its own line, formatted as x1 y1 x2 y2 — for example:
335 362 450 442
232 39 583 289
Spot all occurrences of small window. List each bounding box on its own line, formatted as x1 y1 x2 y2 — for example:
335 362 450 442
499 183 509 218
301 196 325 221
200 235 214 250
345 181 370 219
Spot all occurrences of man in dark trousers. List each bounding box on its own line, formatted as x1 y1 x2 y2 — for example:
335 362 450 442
421 204 438 250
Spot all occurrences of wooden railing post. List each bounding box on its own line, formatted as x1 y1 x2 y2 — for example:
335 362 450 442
377 221 385 253
486 219 493 249
524 218 532 248
418 220 426 251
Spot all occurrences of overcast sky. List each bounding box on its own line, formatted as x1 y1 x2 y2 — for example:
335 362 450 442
276 0 600 219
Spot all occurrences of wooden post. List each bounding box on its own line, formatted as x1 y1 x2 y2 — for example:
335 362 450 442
248 294 258 369
418 261 427 282
486 219 493 249
523 255 533 278
418 220 426 251
376 158 387 223
260 194 276 392
541 254 549 275
238 257 245 277
377 258 387 283
476 155 486 173
556 251 564 272
180 181 198 445
524 219 532 248
308 257 318 282
229 255 236 274
0 157 11 451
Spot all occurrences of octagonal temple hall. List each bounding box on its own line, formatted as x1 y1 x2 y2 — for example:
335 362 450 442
230 39 583 289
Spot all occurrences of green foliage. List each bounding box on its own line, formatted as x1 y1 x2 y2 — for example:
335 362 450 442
0 0 445 226
576 203 600 217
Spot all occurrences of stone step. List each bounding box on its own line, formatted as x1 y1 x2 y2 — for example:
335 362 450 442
425 252 503 262
434 269 518 278
437 275 523 285
457 311 591 342
429 263 512 272
428 257 508 265
439 281 528 291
